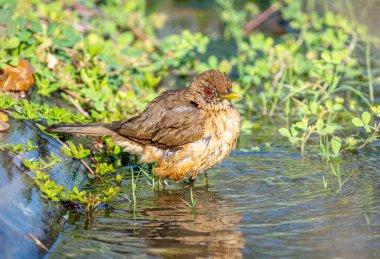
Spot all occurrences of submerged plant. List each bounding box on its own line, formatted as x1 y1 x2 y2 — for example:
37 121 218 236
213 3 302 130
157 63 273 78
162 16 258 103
181 188 197 209
329 163 353 192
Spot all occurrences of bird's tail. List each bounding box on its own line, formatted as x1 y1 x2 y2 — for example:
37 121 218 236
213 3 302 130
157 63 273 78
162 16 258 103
46 123 117 137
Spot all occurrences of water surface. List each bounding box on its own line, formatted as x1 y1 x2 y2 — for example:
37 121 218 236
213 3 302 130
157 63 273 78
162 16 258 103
47 1 380 258
48 133 380 258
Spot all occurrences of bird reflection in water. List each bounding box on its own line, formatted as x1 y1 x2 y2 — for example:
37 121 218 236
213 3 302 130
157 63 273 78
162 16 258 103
137 184 244 258
52 182 244 258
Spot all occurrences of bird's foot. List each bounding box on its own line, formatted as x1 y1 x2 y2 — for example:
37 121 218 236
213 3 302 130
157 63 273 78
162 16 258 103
204 171 208 184
157 178 169 190
187 170 198 184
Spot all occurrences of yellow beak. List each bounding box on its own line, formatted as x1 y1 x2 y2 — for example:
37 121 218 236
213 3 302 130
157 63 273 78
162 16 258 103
221 92 240 100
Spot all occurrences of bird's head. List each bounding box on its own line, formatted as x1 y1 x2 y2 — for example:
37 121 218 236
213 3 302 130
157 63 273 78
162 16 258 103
188 70 240 111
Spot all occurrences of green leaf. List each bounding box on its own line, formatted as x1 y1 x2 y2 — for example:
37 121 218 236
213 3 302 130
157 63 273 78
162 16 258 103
325 100 333 111
5 37 20 49
208 55 218 68
30 21 42 33
364 125 371 133
290 125 300 137
9 56 19 66
371 106 380 116
295 118 309 130
309 102 319 114
279 128 291 138
331 136 342 154
62 146 71 157
361 111 371 125
321 51 331 62
333 103 343 111
316 119 324 132
352 118 363 127
289 136 300 144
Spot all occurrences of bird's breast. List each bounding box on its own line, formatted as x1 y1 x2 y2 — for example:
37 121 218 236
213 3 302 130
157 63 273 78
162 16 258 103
200 106 241 168
151 106 240 180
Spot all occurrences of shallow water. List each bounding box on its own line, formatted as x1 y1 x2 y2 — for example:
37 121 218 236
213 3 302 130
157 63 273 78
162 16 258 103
45 1 380 258
47 133 380 258
0 120 86 257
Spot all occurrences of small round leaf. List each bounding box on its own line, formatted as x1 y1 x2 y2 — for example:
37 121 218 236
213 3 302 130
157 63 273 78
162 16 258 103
352 118 364 127
279 128 291 138
361 111 371 125
331 136 342 154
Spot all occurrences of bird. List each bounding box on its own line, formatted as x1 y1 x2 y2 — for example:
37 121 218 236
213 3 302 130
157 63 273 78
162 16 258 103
47 70 241 181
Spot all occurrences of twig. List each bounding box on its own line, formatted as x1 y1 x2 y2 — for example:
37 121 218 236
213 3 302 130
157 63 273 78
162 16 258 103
290 96 307 107
122 58 151 69
244 4 280 35
282 83 327 102
61 89 88 103
358 123 380 150
271 65 285 87
54 138 96 176
66 94 90 117
172 69 197 76
80 158 96 176
27 233 49 252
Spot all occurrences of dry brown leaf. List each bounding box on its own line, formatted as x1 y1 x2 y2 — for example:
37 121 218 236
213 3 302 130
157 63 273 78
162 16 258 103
0 58 35 92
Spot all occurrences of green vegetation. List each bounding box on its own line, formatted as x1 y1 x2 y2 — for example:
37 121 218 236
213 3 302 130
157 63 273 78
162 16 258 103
181 187 197 209
0 0 379 213
180 187 197 219
219 0 380 158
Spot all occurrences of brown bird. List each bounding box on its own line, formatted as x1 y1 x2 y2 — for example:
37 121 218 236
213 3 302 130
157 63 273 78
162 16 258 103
47 70 241 181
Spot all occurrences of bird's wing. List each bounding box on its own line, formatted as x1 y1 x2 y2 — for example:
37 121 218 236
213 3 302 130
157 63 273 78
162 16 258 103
109 91 205 149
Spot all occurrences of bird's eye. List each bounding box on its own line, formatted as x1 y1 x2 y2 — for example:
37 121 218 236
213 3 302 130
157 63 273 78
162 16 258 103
204 87 213 97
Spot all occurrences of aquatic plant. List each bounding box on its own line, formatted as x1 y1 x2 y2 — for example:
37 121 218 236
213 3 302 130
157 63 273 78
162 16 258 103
0 0 379 213
217 0 379 156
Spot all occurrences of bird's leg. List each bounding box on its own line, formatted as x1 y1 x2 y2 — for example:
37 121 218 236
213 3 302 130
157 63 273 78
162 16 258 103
157 177 162 191
204 171 209 185
158 177 168 190
188 170 199 183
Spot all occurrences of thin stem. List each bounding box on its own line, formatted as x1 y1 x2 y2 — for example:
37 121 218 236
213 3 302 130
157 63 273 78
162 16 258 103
366 42 374 105
55 138 95 176
243 3 280 34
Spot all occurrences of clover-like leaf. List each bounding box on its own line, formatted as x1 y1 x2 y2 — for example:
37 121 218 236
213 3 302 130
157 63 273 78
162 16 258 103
361 111 371 125
5 36 20 49
279 128 291 138
371 106 380 117
289 136 300 144
316 119 324 132
73 185 79 195
331 136 342 155
352 117 363 127
364 125 371 133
